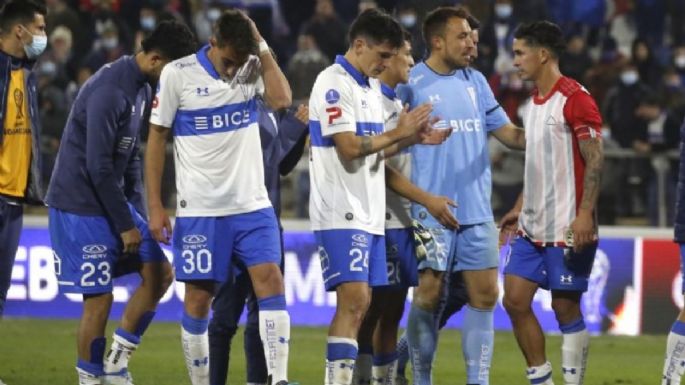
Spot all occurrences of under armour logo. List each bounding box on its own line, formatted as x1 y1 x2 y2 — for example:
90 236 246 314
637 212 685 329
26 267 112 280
372 377 385 384
278 337 288 344
193 356 209 367
428 94 441 104
562 367 577 374
196 87 209 96
526 368 536 375
339 362 355 370
560 274 573 284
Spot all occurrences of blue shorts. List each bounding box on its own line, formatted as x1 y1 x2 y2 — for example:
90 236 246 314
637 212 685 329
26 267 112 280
314 229 387 291
382 228 418 288
417 221 499 272
173 208 281 283
504 236 597 291
49 204 166 294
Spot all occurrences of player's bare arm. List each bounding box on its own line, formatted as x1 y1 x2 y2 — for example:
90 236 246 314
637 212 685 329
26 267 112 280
385 164 459 229
144 123 173 244
571 137 603 251
383 116 450 159
333 103 432 161
491 122 525 150
246 14 291 110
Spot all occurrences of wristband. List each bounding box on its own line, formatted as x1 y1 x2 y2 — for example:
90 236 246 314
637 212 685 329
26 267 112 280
258 40 269 55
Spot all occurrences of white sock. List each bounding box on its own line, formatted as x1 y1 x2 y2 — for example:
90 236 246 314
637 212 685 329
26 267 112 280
371 359 397 385
352 352 372 385
259 309 290 384
326 337 358 385
526 361 555 385
561 329 589 384
76 367 102 385
663 328 685 384
181 326 209 385
246 383 266 385
103 331 138 375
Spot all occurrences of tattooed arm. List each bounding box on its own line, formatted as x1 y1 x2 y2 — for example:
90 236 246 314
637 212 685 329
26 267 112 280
331 103 433 161
570 137 604 251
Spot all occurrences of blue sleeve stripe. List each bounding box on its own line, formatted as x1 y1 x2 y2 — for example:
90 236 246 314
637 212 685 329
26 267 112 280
173 97 258 136
310 121 384 148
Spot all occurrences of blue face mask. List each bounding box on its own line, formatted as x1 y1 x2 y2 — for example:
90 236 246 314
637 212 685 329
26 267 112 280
24 34 47 59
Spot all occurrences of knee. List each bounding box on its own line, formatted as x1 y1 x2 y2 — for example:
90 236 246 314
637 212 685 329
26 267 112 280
208 318 238 338
160 263 174 292
340 293 371 326
503 292 530 318
414 280 442 310
551 300 581 325
469 284 499 310
250 264 284 296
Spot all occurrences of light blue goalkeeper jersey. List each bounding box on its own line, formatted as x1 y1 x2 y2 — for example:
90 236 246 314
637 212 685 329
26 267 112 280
396 63 510 226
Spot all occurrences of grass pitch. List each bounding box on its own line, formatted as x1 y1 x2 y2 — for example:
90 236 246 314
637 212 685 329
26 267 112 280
0 319 664 385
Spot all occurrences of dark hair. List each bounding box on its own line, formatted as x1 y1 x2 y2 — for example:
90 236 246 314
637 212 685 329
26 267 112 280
141 20 198 60
401 28 412 44
513 21 566 59
422 6 471 50
213 9 257 58
0 0 46 35
466 14 480 30
348 8 403 49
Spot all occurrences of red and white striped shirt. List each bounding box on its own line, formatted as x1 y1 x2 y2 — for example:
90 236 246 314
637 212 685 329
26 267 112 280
519 76 602 246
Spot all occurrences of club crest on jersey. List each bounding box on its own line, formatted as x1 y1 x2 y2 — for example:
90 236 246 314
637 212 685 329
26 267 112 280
325 89 340 104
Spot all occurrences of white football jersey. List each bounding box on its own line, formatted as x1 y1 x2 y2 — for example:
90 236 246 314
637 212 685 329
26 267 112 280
150 46 270 217
308 55 386 235
381 84 412 229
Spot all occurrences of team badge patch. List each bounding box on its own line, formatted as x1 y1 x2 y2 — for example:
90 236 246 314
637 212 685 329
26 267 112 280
325 89 340 104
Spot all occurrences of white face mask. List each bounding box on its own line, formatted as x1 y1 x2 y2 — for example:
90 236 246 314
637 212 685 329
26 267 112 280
102 36 118 50
675 55 685 69
207 8 221 22
495 3 513 19
21 25 47 59
620 70 639 85
399 14 417 28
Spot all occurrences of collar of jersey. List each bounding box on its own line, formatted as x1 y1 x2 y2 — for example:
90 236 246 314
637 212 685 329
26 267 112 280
380 82 396 100
196 44 221 80
335 55 369 87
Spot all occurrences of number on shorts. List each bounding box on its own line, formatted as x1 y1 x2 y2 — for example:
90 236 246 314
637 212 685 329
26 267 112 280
182 249 212 274
81 261 111 287
387 261 400 285
349 248 369 272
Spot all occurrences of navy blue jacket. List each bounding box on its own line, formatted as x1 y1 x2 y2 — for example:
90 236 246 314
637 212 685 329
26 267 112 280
0 50 44 205
47 56 150 233
676 117 685 242
256 98 308 218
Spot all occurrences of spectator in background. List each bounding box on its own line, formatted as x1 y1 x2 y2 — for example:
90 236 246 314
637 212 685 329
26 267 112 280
632 37 662 87
661 67 685 113
672 45 685 86
560 34 593 86
286 29 330 104
635 0 666 47
603 61 654 217
83 20 126 78
37 25 76 91
586 36 625 108
88 0 132 54
481 0 518 77
396 3 425 61
300 0 347 62
45 0 86 54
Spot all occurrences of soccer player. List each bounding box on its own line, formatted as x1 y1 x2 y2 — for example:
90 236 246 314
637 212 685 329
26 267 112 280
46 21 197 385
351 29 420 385
145 10 292 385
208 101 309 385
663 119 685 383
309 8 456 385
396 6 525 385
0 0 47 319
395 14 482 383
499 21 604 385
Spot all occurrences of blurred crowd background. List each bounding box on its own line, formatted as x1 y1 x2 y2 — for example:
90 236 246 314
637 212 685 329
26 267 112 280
22 0 685 227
